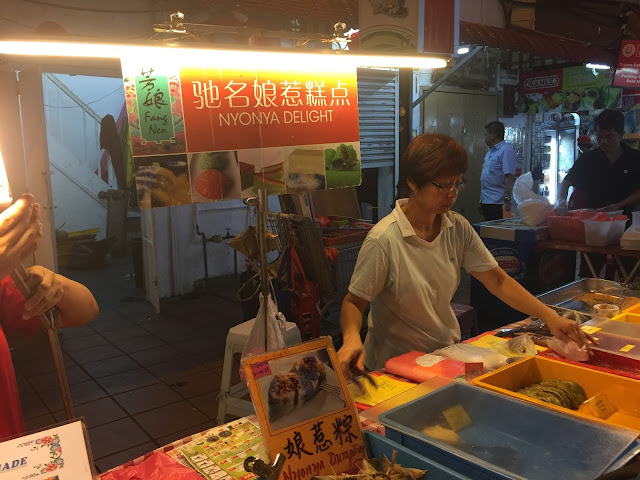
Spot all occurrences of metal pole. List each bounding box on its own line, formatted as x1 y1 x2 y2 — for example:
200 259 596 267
256 188 270 350
10 264 74 419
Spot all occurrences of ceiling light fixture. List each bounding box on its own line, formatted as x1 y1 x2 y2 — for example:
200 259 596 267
0 40 448 71
585 63 610 70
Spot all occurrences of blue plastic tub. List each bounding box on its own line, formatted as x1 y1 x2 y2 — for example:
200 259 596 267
379 383 639 480
363 431 471 480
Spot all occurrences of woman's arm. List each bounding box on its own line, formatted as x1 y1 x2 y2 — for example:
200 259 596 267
471 266 595 349
24 266 99 327
337 292 369 378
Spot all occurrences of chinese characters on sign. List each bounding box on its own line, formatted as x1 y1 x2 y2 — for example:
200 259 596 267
614 40 640 88
121 59 362 209
241 338 366 480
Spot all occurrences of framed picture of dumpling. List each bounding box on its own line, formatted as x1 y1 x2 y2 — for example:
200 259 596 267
263 348 344 431
242 339 366 478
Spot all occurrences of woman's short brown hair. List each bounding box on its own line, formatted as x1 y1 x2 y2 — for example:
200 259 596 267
398 133 468 197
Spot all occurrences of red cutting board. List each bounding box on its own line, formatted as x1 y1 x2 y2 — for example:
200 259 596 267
384 351 466 383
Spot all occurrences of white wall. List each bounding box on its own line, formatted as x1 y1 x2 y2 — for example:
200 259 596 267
42 74 125 237
154 197 282 298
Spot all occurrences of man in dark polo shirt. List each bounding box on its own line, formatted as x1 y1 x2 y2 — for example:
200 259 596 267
558 109 640 279
559 109 640 216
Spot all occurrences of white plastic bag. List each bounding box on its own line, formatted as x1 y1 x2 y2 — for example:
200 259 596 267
433 343 508 370
518 198 552 226
240 293 287 382
513 172 552 226
513 172 537 204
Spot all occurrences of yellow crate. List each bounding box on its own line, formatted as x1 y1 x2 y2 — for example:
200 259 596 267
473 356 640 433
624 303 640 315
611 313 640 325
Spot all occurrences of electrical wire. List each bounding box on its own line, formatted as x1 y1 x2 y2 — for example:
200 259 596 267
44 85 123 109
0 14 34 29
22 0 200 14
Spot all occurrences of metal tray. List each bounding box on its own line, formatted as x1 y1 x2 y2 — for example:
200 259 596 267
536 279 640 314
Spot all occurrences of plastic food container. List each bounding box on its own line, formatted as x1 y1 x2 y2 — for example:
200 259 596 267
379 382 639 480
363 431 472 480
624 303 640 314
539 348 640 381
546 210 597 242
632 211 640 227
611 312 640 325
582 316 640 339
472 356 640 432
583 219 627 246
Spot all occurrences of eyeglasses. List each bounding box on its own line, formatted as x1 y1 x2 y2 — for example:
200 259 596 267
430 179 466 192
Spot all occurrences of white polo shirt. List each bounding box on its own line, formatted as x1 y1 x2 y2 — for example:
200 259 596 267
348 199 498 371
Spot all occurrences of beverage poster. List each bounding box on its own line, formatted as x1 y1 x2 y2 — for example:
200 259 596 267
121 59 361 208
241 337 366 480
518 66 621 113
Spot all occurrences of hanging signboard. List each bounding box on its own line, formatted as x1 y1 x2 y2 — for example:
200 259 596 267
121 59 361 208
0 420 94 479
518 66 621 113
613 40 640 88
241 337 366 480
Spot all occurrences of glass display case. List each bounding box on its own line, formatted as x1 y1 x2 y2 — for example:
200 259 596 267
541 112 580 204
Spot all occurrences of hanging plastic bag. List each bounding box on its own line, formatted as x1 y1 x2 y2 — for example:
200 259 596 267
512 172 552 226
512 172 537 205
101 452 204 480
240 292 287 382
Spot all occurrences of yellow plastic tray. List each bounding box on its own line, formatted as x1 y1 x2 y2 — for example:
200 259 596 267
472 356 640 433
624 303 640 315
612 313 640 325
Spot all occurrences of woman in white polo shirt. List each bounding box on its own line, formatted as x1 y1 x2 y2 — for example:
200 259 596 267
338 133 594 374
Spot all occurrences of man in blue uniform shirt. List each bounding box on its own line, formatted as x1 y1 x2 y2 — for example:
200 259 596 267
480 121 518 221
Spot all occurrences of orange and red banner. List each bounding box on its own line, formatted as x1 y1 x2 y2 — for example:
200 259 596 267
121 60 361 208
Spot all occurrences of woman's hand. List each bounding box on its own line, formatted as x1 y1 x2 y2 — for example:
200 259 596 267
0 194 42 279
337 338 366 380
543 314 598 353
22 266 64 319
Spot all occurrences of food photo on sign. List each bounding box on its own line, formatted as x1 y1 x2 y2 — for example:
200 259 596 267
239 148 287 196
259 348 346 431
133 154 192 208
188 151 242 202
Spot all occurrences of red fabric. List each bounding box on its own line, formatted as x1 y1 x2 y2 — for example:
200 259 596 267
0 275 40 440
100 452 204 480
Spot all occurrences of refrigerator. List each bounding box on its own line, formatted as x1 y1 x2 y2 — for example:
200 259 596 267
540 112 581 204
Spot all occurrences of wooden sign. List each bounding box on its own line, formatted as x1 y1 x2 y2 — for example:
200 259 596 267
241 337 366 480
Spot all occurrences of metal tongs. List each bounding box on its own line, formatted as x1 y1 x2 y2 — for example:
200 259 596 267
349 364 378 393
10 264 74 420
495 318 551 338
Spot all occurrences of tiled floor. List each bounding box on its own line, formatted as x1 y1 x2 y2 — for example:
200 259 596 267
6 255 246 473
7 253 473 474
